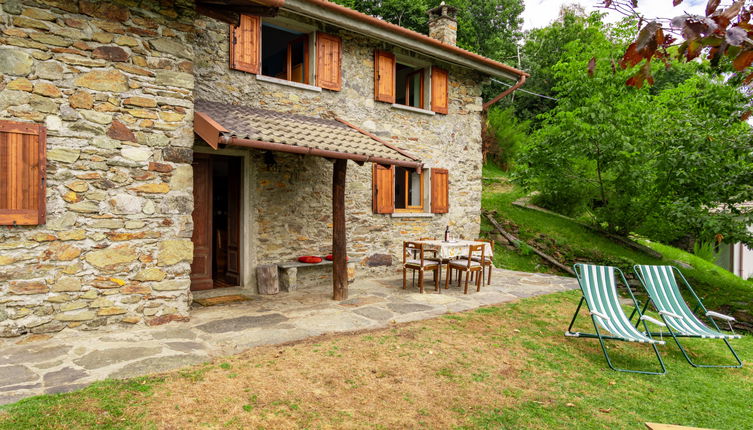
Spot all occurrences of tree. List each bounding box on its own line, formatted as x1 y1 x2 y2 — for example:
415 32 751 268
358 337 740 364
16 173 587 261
517 21 753 246
330 0 524 63
512 8 605 122
599 0 753 88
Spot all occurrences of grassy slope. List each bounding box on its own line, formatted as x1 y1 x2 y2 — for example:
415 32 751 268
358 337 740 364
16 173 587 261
481 164 753 322
1 292 751 429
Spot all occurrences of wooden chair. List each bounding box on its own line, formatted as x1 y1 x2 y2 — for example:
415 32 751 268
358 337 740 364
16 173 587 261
403 241 441 294
446 244 484 294
473 238 494 285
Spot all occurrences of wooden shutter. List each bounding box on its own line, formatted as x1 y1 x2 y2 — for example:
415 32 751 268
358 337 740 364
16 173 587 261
0 120 46 225
431 168 449 214
374 50 396 103
230 14 261 74
316 33 342 91
431 67 449 114
372 163 394 214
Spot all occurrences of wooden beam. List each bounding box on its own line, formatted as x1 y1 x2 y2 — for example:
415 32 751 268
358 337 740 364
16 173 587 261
483 211 575 276
332 158 348 300
195 2 278 24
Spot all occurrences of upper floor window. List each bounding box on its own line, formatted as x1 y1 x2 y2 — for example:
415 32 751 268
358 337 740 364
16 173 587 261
396 64 424 109
261 24 309 84
230 15 342 91
374 50 449 114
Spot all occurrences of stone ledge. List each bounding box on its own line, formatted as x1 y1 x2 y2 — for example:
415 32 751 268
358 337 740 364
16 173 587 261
390 103 436 116
390 212 434 218
256 75 323 92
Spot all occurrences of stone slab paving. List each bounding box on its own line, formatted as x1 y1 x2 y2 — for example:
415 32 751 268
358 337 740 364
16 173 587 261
0 269 577 405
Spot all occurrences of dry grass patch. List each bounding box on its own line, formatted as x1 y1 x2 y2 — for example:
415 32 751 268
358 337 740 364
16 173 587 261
145 310 541 429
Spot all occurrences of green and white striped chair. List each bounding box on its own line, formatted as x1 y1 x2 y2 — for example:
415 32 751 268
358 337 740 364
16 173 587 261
567 264 666 375
633 265 742 368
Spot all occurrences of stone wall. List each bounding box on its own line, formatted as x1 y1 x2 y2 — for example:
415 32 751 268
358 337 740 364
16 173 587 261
0 0 196 337
194 13 486 285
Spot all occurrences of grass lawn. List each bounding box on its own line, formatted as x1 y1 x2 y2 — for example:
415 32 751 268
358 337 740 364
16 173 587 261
1 292 750 429
480 163 753 327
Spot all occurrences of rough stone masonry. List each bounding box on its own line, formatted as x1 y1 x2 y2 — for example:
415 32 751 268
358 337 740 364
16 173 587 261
0 0 489 337
0 0 197 337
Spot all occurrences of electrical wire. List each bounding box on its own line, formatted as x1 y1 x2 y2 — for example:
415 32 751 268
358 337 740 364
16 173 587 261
491 78 559 101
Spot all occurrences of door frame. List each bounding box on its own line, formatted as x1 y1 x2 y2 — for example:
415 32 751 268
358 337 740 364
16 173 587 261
192 146 257 291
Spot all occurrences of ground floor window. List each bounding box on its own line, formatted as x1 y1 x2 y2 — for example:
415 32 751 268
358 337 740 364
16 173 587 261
394 166 423 211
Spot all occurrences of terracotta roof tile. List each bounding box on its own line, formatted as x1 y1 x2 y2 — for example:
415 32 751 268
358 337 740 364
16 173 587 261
195 100 418 164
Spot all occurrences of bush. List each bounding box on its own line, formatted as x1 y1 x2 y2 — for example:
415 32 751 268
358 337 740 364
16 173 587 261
484 107 529 171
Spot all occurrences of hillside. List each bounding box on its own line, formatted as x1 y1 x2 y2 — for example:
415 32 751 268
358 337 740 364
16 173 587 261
480 164 753 330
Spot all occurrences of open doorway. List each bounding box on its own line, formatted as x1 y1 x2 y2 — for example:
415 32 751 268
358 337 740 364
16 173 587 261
191 153 242 291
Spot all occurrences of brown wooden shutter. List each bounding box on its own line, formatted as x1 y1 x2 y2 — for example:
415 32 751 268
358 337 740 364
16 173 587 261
372 163 394 214
0 120 46 225
316 33 342 91
431 67 449 114
374 50 396 103
230 14 261 74
431 168 449 213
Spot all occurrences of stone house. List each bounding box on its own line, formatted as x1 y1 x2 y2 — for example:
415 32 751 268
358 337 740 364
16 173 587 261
0 0 527 337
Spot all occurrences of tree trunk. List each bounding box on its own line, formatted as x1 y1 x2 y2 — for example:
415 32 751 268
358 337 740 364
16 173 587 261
332 159 348 301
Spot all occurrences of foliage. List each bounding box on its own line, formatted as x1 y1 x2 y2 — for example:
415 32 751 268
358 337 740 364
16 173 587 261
330 0 524 62
512 9 606 121
483 107 529 170
515 17 753 245
481 170 753 325
693 240 717 262
600 0 753 89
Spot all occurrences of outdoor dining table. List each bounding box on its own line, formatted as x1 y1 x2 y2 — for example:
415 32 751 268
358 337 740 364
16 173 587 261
413 239 494 261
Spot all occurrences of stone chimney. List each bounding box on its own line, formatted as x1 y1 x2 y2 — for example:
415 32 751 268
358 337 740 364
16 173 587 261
427 2 458 46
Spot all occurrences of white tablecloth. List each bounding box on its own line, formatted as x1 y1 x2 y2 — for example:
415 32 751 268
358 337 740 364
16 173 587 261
414 240 493 260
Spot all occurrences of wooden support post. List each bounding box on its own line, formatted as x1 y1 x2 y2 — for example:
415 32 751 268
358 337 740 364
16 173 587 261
332 159 348 300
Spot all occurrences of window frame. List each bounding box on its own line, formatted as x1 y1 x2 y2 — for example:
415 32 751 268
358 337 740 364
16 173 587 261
394 166 424 213
404 69 425 110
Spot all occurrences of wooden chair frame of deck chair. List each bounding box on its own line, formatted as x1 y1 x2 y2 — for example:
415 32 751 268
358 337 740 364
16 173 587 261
567 264 667 375
632 265 742 369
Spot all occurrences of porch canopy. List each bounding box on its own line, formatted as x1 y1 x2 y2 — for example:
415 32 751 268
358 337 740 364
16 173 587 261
193 99 423 299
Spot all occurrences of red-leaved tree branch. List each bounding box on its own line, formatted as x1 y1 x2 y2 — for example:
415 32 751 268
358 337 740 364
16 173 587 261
599 0 753 88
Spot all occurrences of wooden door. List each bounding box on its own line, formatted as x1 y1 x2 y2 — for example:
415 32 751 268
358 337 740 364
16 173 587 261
225 157 241 285
191 153 213 291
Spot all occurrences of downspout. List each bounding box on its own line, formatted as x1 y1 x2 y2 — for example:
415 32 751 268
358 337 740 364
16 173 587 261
482 75 527 111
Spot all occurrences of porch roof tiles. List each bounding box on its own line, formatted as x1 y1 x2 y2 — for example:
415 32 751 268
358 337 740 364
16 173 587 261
194 100 422 168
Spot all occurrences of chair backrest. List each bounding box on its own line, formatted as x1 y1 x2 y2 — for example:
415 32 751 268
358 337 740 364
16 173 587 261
633 265 712 335
465 244 484 268
476 238 493 259
403 241 424 263
573 264 650 341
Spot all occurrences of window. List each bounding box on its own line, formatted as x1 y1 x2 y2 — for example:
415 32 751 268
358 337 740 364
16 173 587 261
394 166 423 211
374 50 449 114
395 64 424 109
261 23 309 84
0 120 46 225
230 15 342 91
373 165 448 214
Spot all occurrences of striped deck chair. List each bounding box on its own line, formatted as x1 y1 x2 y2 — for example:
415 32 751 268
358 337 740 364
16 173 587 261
633 265 742 368
567 264 666 374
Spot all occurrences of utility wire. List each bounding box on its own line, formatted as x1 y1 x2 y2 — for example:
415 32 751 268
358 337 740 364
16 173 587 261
491 78 559 101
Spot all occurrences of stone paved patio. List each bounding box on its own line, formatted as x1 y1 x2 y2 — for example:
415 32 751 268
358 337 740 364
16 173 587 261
0 269 577 405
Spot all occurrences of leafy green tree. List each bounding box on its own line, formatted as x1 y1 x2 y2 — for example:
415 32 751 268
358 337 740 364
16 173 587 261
517 24 753 245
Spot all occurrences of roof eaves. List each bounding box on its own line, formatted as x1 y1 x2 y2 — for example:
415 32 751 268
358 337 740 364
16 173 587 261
278 0 528 80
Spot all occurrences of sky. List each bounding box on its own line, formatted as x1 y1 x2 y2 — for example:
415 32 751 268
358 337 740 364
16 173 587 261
522 0 708 30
